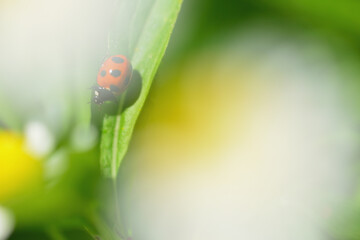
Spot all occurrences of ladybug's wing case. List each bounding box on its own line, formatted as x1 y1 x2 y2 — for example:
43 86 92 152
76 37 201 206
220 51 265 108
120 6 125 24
96 55 132 95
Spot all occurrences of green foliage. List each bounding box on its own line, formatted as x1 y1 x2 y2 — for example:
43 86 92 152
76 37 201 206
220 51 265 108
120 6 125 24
100 0 183 178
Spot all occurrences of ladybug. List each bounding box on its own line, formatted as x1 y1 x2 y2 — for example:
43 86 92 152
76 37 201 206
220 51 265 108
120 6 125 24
92 55 132 104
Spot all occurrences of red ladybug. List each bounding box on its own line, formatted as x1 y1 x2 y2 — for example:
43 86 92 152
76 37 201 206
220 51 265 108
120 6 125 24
92 55 132 104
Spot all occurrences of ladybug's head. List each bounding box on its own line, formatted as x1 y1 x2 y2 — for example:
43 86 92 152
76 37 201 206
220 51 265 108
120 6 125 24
91 85 116 105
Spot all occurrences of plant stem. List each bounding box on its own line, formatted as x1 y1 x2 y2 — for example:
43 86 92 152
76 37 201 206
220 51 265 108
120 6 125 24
113 178 126 239
111 93 127 179
111 93 127 239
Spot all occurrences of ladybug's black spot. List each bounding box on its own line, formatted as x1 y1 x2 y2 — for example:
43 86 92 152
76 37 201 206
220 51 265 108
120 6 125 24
112 57 124 64
100 70 106 77
110 69 121 77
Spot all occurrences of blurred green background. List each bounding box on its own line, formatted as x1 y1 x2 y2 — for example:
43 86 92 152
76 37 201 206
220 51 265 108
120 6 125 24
1 0 360 239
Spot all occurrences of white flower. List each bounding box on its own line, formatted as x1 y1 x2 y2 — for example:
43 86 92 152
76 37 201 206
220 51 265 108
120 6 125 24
25 121 54 157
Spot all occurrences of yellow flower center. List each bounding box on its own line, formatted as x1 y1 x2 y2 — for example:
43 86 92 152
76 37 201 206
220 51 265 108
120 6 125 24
0 132 42 202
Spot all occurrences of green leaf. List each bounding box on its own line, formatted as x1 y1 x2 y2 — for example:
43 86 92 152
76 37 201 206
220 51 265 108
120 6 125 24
100 0 183 178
